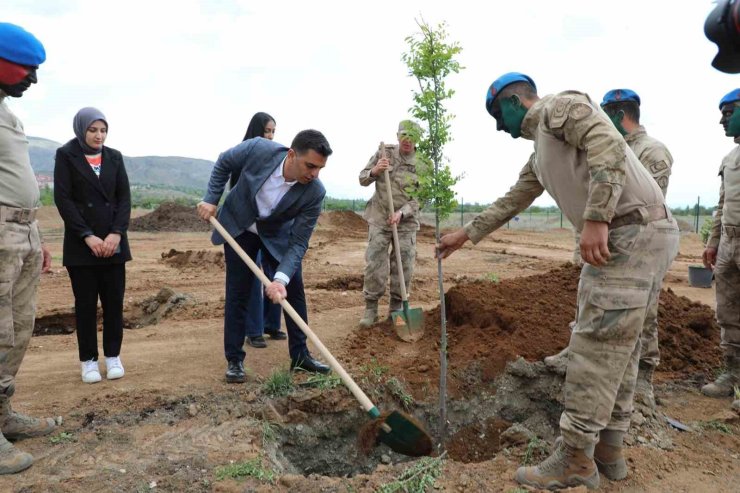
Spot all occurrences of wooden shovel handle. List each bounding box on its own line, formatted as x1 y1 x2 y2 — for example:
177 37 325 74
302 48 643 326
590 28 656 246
209 216 378 413
380 142 408 302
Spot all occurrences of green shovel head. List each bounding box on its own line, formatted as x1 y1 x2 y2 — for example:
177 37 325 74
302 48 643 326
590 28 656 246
377 410 434 457
391 301 424 342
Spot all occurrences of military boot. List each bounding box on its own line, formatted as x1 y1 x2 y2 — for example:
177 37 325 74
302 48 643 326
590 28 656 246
358 301 379 328
388 298 403 320
0 432 33 474
634 362 656 411
701 355 740 398
515 438 600 490
0 397 56 440
594 430 628 481
544 346 570 375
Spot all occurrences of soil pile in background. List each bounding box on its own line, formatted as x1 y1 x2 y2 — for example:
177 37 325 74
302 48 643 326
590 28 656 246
160 249 224 271
130 202 210 232
314 275 364 291
345 263 722 397
316 211 367 236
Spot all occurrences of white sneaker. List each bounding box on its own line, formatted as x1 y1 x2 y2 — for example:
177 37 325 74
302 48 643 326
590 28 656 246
81 360 102 384
105 356 125 380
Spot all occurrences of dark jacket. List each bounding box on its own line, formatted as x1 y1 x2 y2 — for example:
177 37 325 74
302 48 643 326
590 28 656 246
202 137 325 281
54 139 132 266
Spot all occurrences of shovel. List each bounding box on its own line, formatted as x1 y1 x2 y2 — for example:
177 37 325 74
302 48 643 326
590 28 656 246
209 216 433 457
380 142 425 342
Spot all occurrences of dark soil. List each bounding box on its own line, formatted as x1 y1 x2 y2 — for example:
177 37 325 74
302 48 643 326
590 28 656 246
316 210 367 235
314 275 364 291
160 248 224 271
130 202 210 232
345 263 723 398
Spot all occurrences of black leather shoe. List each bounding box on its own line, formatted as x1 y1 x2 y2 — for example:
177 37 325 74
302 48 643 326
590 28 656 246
290 354 331 374
264 329 287 340
245 336 267 348
225 360 246 383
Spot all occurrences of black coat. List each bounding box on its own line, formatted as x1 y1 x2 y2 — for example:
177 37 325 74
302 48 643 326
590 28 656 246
54 139 132 266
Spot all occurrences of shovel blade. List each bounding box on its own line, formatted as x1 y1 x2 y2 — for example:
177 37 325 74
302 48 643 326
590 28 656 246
378 410 434 457
391 307 424 342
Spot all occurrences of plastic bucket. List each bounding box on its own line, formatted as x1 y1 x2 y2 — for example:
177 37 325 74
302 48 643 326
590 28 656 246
688 265 713 288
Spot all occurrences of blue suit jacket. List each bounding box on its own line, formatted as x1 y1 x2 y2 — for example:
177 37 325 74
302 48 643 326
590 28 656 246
203 137 325 281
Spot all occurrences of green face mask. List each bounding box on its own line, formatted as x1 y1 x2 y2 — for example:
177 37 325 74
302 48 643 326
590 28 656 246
608 111 628 136
727 108 740 137
498 96 528 139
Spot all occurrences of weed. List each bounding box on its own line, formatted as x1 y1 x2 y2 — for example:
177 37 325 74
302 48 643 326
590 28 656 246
734 385 740 400
49 431 76 444
261 421 279 445
376 453 446 493
386 377 414 410
523 437 548 465
214 456 276 483
262 367 294 397
713 365 728 379
361 358 389 381
698 420 733 434
484 272 500 283
305 372 342 390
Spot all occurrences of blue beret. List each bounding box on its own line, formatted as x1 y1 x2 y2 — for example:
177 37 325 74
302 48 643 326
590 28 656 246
485 72 536 117
601 89 641 107
0 23 46 66
719 89 740 109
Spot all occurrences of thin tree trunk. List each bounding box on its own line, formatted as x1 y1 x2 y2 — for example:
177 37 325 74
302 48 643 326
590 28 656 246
436 210 448 446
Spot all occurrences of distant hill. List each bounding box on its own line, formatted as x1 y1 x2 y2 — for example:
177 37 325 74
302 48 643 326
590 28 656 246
28 137 214 190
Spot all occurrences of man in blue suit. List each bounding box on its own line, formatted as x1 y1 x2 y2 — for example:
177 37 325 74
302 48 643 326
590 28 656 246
197 130 332 383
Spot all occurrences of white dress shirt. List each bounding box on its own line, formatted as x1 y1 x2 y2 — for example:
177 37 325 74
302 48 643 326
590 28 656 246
248 158 296 284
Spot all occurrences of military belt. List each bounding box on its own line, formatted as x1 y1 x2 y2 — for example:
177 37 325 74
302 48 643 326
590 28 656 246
0 205 38 224
609 204 668 230
723 225 740 238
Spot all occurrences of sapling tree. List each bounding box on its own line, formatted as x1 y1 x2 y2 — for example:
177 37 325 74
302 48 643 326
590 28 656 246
402 18 462 444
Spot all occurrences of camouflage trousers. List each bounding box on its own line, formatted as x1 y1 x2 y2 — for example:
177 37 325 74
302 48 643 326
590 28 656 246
714 228 740 357
560 219 679 448
572 230 660 368
0 221 42 397
363 226 416 303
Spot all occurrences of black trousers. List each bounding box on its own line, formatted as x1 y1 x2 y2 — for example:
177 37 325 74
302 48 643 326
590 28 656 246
66 264 126 362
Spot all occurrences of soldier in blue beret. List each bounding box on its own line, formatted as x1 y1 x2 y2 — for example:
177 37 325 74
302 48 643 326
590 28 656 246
702 89 740 414
439 72 678 490
0 22 57 475
546 88 674 415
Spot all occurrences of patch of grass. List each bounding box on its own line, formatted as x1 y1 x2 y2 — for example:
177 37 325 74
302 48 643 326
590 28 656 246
214 456 276 483
49 431 76 444
713 365 728 379
376 453 446 493
261 421 279 445
305 372 342 390
734 385 740 400
386 377 414 410
262 367 294 397
698 420 733 434
361 358 389 381
523 437 549 466
483 272 500 283
506 489 529 493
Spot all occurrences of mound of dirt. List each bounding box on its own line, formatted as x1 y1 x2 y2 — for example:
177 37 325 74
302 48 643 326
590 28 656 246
160 248 224 271
345 263 722 397
317 211 367 234
314 275 364 291
130 202 210 232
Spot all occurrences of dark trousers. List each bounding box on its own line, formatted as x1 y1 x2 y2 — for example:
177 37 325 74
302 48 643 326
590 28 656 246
224 231 307 362
66 263 126 362
245 250 283 337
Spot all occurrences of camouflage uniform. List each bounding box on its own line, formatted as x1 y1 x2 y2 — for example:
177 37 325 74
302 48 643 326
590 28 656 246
359 144 419 309
465 91 678 448
704 139 740 395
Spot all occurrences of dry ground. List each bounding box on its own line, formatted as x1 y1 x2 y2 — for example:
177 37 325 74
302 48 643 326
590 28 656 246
0 207 736 492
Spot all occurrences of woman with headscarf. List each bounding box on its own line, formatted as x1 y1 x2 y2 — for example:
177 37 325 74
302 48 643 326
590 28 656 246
54 107 131 384
230 112 285 348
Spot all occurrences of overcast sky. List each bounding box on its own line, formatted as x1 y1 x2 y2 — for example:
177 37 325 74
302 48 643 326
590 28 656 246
4 0 733 208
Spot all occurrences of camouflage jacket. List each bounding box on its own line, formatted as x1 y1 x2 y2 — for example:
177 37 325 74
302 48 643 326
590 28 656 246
464 91 664 243
708 139 740 248
625 125 673 197
358 143 420 231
